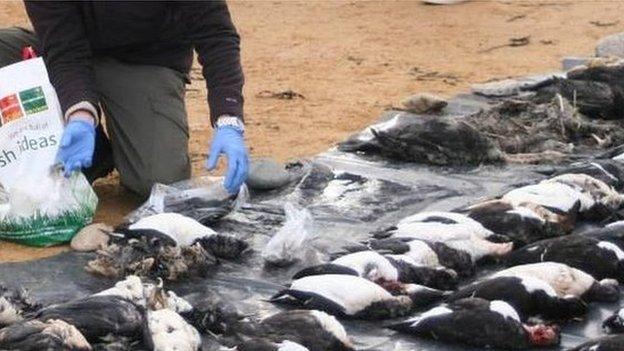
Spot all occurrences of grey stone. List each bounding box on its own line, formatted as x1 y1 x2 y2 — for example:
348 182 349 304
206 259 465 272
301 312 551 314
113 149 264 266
246 158 293 190
562 56 590 71
401 93 448 114
471 73 563 97
471 79 523 97
71 223 111 252
597 32 624 57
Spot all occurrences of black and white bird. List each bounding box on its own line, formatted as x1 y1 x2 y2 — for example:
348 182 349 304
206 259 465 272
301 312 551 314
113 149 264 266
493 262 620 303
568 334 624 351
395 211 496 237
0 319 91 351
505 235 624 281
359 237 475 277
376 221 513 262
466 199 566 245
387 298 560 349
543 173 624 220
292 250 458 291
0 283 40 328
128 212 217 246
145 308 201 351
447 276 587 320
125 212 249 259
270 274 413 319
550 160 624 190
603 307 624 334
244 309 354 351
501 182 583 221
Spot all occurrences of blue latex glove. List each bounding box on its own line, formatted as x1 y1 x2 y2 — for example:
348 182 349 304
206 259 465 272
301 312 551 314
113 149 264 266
206 126 249 194
56 119 95 177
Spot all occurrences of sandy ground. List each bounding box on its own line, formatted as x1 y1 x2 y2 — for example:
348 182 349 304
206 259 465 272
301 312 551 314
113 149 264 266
1 0 624 262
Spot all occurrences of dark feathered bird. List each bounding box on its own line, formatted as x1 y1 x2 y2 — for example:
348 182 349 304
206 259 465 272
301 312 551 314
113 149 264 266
603 307 624 334
466 199 566 246
250 310 354 351
338 113 503 166
387 297 560 350
550 161 624 191
535 60 624 120
494 262 620 303
179 289 248 336
86 236 218 281
36 295 145 342
506 235 624 282
0 284 41 327
0 319 91 351
447 276 587 320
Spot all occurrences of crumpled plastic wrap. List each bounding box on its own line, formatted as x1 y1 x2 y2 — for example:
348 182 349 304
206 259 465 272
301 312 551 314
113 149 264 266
124 176 248 226
261 203 322 267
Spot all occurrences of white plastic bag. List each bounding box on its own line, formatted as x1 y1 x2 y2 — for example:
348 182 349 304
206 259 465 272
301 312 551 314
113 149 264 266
0 58 97 246
262 202 317 266
125 176 248 226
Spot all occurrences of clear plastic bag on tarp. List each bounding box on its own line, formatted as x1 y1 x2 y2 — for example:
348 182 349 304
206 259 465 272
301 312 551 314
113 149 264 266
0 58 97 247
124 176 249 226
261 202 321 266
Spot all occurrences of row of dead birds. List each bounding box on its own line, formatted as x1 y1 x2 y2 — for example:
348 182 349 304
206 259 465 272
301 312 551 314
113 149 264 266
339 58 624 167
0 274 358 351
262 159 624 350
72 159 624 350
6 161 624 350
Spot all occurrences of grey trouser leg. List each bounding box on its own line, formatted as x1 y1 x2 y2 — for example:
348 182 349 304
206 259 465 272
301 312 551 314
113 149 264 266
0 27 191 196
94 58 191 196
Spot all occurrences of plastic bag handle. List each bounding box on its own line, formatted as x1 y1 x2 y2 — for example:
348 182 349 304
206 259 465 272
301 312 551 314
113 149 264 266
21 46 37 60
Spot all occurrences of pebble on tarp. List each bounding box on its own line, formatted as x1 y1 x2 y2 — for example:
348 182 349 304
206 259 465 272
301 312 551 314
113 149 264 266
400 93 447 114
70 223 111 252
247 158 296 191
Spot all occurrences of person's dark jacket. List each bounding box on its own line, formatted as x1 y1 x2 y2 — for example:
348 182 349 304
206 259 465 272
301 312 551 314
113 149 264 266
24 1 244 124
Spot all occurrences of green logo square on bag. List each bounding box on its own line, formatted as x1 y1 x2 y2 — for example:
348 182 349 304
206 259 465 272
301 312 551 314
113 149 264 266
19 86 48 115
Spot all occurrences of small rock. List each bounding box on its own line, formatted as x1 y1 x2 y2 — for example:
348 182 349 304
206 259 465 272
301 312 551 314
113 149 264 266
472 74 562 97
246 158 293 190
71 223 111 252
596 32 624 57
562 56 590 71
471 79 522 97
401 93 447 114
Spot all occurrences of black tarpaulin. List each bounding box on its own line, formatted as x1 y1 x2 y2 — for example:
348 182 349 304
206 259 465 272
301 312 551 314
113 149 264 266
0 91 620 351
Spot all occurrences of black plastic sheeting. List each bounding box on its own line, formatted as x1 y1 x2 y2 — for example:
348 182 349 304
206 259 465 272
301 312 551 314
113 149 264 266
0 92 619 351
